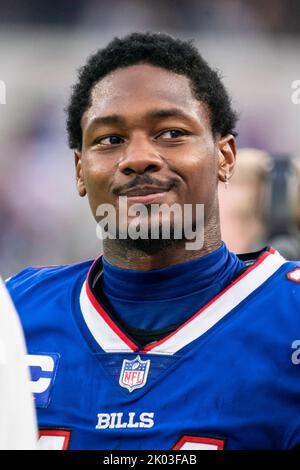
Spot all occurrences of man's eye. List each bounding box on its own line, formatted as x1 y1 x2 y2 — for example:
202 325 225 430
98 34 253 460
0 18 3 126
95 135 123 145
158 129 185 139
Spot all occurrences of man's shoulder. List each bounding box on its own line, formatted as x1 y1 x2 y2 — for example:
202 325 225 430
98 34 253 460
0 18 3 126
237 246 300 275
236 247 300 301
278 258 300 298
5 259 94 298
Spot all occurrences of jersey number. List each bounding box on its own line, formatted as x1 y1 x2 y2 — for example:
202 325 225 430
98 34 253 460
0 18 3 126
173 435 225 450
37 429 224 450
37 429 71 450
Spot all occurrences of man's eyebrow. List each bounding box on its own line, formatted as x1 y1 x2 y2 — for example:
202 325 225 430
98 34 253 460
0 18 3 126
87 114 126 129
145 108 195 122
86 108 195 129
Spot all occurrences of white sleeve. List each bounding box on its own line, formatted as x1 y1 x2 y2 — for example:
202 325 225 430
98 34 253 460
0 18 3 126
0 276 38 449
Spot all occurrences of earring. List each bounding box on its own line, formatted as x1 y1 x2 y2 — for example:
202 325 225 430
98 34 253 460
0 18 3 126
224 173 229 189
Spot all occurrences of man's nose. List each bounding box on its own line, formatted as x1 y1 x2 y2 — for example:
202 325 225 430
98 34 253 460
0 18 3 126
118 135 164 175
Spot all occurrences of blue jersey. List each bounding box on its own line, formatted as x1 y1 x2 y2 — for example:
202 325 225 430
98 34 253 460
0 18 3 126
6 247 300 450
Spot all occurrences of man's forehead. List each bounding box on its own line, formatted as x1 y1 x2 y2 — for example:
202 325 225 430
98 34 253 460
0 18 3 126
83 64 203 125
92 63 192 93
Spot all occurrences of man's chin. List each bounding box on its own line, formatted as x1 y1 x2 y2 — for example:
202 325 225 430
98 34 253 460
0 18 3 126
116 236 181 254
113 221 186 254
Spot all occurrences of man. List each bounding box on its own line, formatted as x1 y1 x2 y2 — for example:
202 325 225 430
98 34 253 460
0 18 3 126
6 32 300 450
0 277 37 449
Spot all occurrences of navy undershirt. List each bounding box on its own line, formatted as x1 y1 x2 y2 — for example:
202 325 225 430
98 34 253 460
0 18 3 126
101 242 246 333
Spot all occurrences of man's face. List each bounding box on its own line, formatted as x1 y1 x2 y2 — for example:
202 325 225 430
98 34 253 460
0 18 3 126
76 64 234 241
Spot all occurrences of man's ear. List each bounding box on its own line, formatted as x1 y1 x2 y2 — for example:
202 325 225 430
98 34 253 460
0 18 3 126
217 134 237 184
74 151 87 197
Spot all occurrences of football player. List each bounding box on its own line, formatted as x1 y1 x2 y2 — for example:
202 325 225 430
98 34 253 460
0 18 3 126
6 32 300 450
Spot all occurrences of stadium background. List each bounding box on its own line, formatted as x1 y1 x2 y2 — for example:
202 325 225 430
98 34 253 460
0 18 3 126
0 0 300 278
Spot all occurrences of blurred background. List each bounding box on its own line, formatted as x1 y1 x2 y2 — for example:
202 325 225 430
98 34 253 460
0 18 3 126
1 0 300 277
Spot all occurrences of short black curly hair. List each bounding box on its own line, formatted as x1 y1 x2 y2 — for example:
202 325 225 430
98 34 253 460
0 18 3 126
66 32 237 150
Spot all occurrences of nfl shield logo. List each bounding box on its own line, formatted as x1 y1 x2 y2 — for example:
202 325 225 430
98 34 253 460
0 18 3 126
119 355 150 392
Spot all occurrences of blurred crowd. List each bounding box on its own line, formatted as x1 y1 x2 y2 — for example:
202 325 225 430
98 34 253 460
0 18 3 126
219 149 300 259
1 0 300 34
0 102 100 278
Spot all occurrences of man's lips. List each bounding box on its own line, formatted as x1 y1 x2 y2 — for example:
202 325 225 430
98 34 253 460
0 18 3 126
118 185 172 204
123 192 169 204
119 186 171 197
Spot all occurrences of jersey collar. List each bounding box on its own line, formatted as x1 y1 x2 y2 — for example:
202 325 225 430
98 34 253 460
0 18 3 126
79 248 286 355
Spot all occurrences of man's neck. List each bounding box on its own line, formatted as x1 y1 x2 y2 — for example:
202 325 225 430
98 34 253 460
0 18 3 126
102 222 222 271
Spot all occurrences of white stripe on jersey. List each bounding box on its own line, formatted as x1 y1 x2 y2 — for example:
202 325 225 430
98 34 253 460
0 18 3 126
148 250 286 354
80 282 134 353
